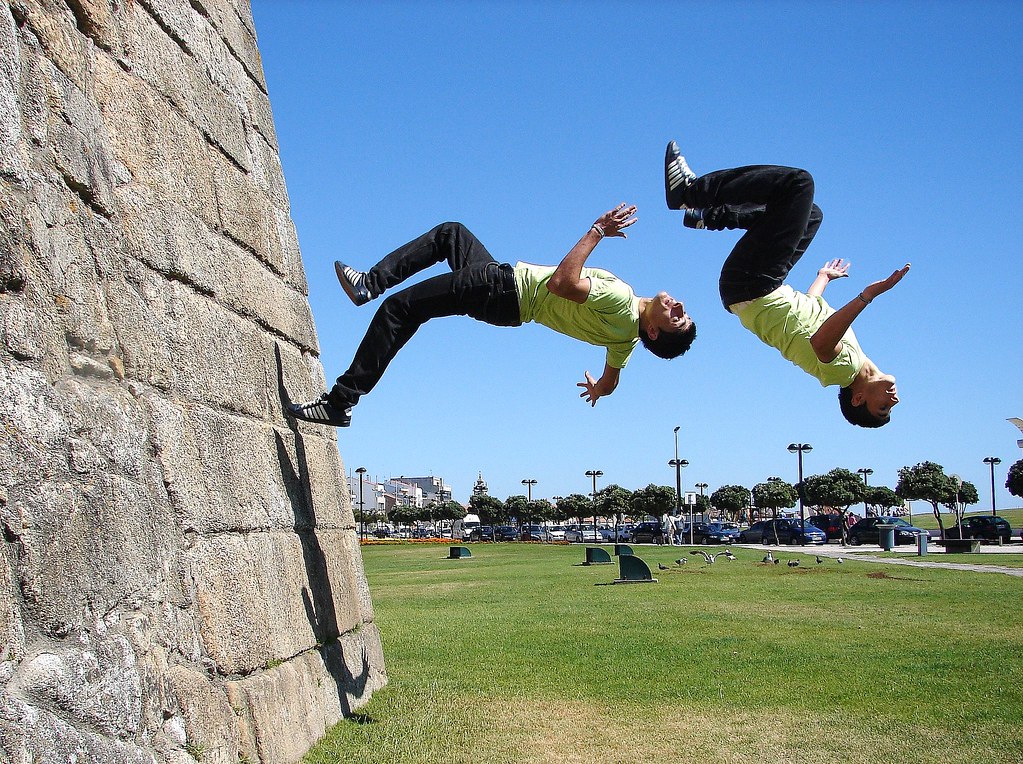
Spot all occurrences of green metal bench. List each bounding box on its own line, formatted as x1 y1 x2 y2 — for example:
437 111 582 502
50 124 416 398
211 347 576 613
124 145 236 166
584 546 613 565
613 554 657 584
448 546 472 559
614 544 634 556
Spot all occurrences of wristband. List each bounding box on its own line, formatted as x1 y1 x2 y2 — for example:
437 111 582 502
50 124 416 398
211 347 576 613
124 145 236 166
857 292 872 305
591 224 605 239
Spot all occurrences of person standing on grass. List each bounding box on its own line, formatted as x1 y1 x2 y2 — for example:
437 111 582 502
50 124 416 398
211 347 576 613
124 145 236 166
663 141 909 428
287 203 697 428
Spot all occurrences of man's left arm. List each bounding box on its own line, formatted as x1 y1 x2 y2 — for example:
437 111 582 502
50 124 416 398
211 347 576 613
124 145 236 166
807 258 849 297
810 263 911 362
577 364 621 406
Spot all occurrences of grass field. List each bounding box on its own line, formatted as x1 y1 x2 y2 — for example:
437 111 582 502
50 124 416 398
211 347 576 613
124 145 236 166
304 543 1023 764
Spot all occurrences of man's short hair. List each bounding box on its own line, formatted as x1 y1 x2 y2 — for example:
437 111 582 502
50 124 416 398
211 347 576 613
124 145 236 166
838 386 890 428
640 322 697 360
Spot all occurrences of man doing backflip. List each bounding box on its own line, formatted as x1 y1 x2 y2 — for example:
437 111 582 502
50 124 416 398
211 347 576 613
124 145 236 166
288 203 696 428
663 142 909 427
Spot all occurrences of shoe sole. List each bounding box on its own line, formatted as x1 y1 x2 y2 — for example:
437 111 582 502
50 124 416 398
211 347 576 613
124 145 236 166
334 261 370 306
664 140 694 210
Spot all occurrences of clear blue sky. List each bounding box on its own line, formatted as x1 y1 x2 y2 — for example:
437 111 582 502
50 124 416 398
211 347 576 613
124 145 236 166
251 1 1022 510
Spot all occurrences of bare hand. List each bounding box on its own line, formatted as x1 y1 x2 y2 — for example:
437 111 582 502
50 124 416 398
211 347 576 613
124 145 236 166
818 259 850 280
577 371 603 406
593 203 638 239
862 263 911 301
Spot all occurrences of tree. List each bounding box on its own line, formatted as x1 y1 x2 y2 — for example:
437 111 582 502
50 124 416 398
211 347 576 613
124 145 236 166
555 493 592 527
630 484 675 520
750 480 795 543
942 479 979 528
797 468 864 545
503 494 529 527
1008 459 1023 499
864 486 902 518
712 484 752 523
469 494 504 525
896 461 958 538
694 493 712 516
528 498 553 525
594 484 633 539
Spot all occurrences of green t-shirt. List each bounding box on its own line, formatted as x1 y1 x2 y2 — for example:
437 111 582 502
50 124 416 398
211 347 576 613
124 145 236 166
731 285 866 387
514 262 640 369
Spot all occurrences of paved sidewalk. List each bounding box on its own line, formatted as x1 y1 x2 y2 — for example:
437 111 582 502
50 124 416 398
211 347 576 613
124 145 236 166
736 542 1023 577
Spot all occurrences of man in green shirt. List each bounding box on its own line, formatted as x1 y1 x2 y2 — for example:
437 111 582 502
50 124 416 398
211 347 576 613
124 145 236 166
288 203 696 428
664 143 909 427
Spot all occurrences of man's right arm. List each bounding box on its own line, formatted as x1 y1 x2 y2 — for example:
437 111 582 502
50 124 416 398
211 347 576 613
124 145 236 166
547 203 637 304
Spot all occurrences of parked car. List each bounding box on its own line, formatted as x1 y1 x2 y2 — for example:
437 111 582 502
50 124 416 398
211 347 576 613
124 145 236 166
947 515 1012 543
521 525 549 541
494 525 520 542
738 521 769 544
600 524 632 542
565 525 602 543
630 521 666 544
806 514 844 541
760 518 827 545
690 522 741 545
546 526 567 542
467 525 495 542
847 516 925 546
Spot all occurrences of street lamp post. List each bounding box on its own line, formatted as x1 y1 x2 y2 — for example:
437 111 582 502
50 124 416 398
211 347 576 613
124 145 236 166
356 467 367 541
857 467 874 517
585 470 603 541
521 478 538 538
983 457 1002 512
788 443 812 545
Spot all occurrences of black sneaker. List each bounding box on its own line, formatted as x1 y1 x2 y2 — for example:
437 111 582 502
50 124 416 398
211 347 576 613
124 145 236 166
664 140 697 210
683 208 706 229
334 260 372 306
287 394 352 427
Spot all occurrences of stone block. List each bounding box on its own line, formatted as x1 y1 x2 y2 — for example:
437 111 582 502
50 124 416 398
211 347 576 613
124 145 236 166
163 665 240 764
92 52 219 230
17 0 94 93
225 626 387 764
122 5 250 171
190 530 364 675
15 633 142 737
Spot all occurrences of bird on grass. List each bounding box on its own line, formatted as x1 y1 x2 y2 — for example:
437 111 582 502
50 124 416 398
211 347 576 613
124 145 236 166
658 563 669 571
787 559 800 567
690 550 715 564
717 550 737 561
674 558 687 567
837 557 844 564
774 558 781 565
762 551 774 563
816 556 824 565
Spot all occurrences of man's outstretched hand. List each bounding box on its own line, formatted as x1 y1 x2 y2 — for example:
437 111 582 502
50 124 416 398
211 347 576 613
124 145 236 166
818 258 850 281
594 203 638 239
862 263 911 301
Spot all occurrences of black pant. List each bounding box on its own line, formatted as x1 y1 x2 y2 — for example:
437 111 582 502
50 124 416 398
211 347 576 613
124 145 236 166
680 165 823 309
328 223 521 408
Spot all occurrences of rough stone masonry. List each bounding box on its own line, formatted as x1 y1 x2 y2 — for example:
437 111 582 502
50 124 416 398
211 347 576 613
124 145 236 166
0 1 386 761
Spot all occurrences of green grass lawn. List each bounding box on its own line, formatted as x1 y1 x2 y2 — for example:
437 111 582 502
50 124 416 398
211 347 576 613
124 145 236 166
305 544 1023 764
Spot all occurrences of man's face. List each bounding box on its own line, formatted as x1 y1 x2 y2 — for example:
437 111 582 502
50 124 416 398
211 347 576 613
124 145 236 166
862 374 900 418
649 291 692 336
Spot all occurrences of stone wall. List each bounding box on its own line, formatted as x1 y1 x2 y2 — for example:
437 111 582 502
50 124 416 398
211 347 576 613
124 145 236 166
0 1 386 761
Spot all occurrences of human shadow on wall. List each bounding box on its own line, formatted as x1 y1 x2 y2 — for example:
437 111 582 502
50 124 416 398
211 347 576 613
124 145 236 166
274 342 371 713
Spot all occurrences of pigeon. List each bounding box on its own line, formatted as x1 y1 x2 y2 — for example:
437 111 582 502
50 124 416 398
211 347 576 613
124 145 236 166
762 551 774 563
837 557 844 564
658 563 669 571
717 551 737 561
690 550 714 564
787 559 800 567
816 556 823 565
774 559 780 565
674 558 686 566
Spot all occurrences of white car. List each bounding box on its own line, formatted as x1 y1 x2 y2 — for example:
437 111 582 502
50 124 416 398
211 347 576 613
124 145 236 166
565 525 602 543
546 526 567 541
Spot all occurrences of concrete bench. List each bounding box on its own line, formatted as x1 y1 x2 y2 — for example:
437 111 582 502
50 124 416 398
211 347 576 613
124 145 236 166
942 538 981 554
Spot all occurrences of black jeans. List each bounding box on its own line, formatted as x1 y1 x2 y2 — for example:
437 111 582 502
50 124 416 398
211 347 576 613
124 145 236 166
680 165 823 309
328 223 521 408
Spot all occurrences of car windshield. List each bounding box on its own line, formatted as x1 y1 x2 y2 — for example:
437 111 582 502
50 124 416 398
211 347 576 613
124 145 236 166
886 518 912 527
